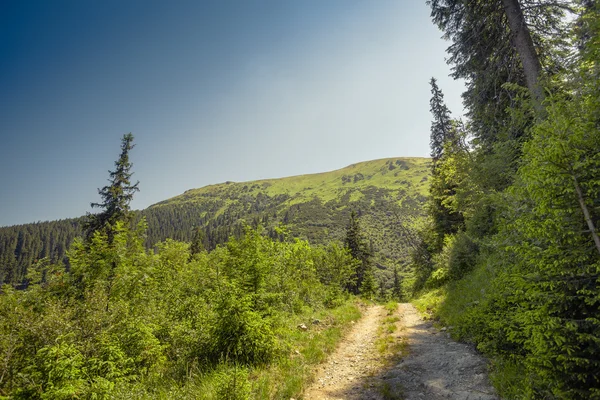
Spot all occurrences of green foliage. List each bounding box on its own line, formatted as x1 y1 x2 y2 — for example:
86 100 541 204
212 287 278 365
391 267 403 301
429 77 453 162
359 267 377 300
417 4 600 397
491 76 600 398
0 216 361 398
23 337 87 400
344 211 372 294
211 364 251 400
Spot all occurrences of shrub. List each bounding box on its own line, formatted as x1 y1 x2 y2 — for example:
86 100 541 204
212 289 278 365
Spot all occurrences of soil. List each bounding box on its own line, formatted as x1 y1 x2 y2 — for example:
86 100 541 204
302 303 498 400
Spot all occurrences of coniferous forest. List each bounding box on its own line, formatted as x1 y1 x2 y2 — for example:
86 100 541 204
1 1 600 399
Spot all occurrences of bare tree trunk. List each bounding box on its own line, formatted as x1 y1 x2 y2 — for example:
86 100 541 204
573 174 600 256
501 0 545 114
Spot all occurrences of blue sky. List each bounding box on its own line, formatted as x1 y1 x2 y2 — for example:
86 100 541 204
0 0 465 227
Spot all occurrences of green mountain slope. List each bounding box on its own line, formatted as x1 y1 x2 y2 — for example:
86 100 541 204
145 157 430 270
0 157 431 286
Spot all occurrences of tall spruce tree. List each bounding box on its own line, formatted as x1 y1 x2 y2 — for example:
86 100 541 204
84 133 139 242
392 267 403 301
429 77 453 164
344 210 371 294
189 226 206 259
428 0 567 151
427 81 464 246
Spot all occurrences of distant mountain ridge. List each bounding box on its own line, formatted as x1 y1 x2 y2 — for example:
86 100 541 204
0 157 431 286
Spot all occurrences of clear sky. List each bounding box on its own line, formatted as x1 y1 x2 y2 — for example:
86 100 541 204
0 0 465 227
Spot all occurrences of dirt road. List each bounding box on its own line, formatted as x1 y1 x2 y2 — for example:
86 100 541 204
303 303 498 400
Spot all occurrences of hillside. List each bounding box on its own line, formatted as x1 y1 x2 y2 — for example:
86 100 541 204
0 157 431 286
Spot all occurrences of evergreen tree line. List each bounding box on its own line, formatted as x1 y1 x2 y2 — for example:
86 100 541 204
416 1 600 397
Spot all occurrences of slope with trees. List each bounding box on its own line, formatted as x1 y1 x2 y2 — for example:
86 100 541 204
416 1 600 397
0 157 430 290
0 134 366 399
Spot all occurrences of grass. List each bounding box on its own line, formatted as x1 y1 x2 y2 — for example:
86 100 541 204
384 300 398 315
373 301 408 400
412 287 446 320
156 157 431 207
379 381 405 400
375 302 407 361
248 299 362 399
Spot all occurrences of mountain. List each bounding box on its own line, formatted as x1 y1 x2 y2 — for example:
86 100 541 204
0 157 431 286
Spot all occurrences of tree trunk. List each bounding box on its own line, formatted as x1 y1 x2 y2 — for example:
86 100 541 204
573 174 600 256
501 0 545 114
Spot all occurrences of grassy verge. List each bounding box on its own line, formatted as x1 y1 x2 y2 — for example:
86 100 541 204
250 300 361 399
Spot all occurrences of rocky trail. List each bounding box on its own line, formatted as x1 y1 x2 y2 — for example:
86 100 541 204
303 303 498 400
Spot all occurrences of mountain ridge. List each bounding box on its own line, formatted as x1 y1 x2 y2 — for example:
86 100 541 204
0 157 431 286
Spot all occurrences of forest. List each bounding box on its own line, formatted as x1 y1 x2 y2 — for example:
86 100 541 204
413 0 600 398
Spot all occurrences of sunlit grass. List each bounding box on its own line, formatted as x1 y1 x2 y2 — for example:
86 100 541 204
249 300 362 399
157 157 431 207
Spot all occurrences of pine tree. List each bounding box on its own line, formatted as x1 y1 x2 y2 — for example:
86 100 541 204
359 266 377 300
429 77 453 164
190 226 205 259
392 267 403 301
427 82 465 247
344 210 371 294
428 0 566 150
84 133 139 242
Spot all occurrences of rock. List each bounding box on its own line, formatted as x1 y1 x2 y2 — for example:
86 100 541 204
297 323 308 331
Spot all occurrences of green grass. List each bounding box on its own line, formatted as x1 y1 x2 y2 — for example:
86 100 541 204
249 300 362 399
412 288 446 320
156 157 431 207
379 381 405 400
375 302 407 359
374 301 407 400
384 300 398 315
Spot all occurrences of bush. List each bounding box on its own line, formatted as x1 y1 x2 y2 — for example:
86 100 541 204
212 364 251 400
447 231 478 280
212 289 278 365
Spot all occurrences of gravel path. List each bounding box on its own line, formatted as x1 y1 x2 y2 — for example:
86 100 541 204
302 303 498 400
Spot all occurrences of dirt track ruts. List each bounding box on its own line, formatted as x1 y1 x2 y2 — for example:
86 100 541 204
303 303 498 400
